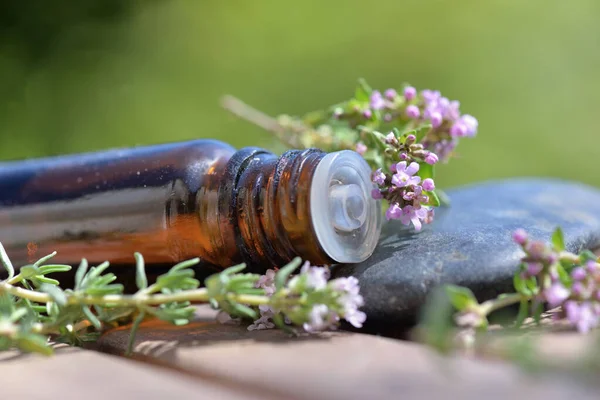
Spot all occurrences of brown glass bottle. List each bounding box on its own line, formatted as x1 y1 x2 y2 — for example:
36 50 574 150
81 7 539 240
0 139 382 272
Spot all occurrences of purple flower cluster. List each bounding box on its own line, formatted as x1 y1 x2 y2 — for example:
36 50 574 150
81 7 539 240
411 88 478 162
513 229 600 334
563 262 600 333
348 85 478 163
372 159 435 231
242 262 367 332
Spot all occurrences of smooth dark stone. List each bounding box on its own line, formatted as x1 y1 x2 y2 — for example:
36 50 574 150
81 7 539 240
332 178 600 332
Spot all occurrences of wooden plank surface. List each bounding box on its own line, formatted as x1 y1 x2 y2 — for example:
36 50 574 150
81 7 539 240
93 306 600 400
0 343 273 400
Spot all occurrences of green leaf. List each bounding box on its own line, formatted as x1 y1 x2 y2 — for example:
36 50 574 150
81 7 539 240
33 251 57 267
126 311 146 356
229 303 258 320
556 264 571 287
275 257 303 290
19 265 40 279
37 264 72 275
551 227 565 251
32 276 60 286
418 162 435 180
354 78 372 102
83 284 124 296
134 252 148 290
220 263 247 276
444 285 477 311
10 307 28 323
513 271 532 296
85 261 111 282
170 258 201 273
272 313 295 335
579 250 598 264
82 306 102 330
74 259 89 290
426 190 441 207
40 284 67 307
17 333 53 356
0 242 15 279
515 299 529 328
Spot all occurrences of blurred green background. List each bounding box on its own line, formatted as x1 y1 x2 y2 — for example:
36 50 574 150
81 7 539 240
0 0 598 189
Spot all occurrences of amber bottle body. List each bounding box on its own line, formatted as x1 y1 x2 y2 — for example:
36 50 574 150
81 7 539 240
0 139 334 271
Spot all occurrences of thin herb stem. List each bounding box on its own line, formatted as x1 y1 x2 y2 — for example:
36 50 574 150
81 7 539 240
480 293 526 315
0 282 271 308
221 95 283 134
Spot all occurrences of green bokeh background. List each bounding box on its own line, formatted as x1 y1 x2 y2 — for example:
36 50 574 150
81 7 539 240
1 0 598 190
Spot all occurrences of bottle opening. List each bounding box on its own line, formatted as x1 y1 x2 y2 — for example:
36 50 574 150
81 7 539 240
310 150 382 263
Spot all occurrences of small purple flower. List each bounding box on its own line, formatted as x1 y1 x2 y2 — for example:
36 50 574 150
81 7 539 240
369 91 385 110
255 269 276 296
565 301 599 334
422 178 435 192
391 161 421 188
525 241 547 259
403 86 417 101
399 205 430 231
386 203 402 220
406 134 416 142
371 188 383 200
403 185 428 205
450 115 478 137
424 152 439 165
355 142 367 155
399 152 408 161
450 121 468 137
384 88 397 100
372 168 386 185
331 276 361 295
248 305 276 331
303 304 339 333
331 277 366 328
446 100 461 121
424 208 435 224
525 262 543 276
572 267 587 281
512 229 528 245
363 109 372 119
430 111 443 128
586 261 599 273
462 115 478 136
544 282 570 308
572 281 586 297
385 132 397 144
422 89 441 104
405 105 420 119
300 261 329 290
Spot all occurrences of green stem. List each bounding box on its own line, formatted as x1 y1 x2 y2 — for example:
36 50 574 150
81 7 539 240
0 282 271 308
480 293 526 315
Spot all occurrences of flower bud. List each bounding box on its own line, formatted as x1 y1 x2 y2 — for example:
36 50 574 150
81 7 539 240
512 229 528 245
404 86 417 101
384 89 397 100
422 178 435 192
385 132 397 144
405 105 420 119
425 152 439 165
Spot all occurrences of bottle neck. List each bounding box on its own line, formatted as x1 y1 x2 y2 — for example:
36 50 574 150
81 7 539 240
216 147 333 270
